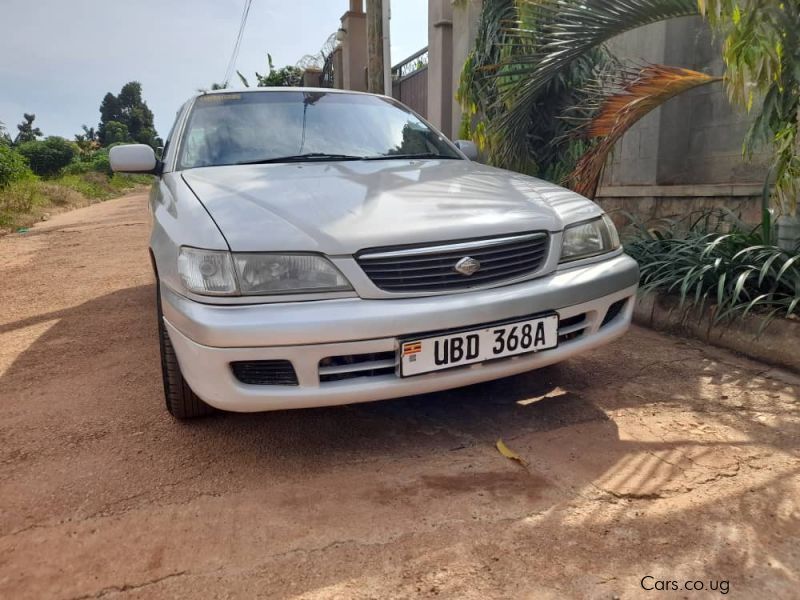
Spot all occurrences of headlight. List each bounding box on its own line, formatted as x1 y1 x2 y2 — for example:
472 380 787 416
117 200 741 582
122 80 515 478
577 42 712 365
178 247 238 295
560 215 620 263
233 253 352 294
177 248 352 296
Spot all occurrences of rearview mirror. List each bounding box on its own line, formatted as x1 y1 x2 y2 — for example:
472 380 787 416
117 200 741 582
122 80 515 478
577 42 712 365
110 144 157 173
454 140 479 161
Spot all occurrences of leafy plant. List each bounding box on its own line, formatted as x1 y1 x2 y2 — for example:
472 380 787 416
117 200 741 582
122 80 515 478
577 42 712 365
238 54 303 88
700 0 800 215
457 0 618 179
0 145 34 188
0 121 11 146
16 137 76 177
625 211 800 329
485 0 700 171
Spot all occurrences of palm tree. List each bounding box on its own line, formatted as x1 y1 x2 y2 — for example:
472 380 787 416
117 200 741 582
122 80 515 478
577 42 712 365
460 0 800 246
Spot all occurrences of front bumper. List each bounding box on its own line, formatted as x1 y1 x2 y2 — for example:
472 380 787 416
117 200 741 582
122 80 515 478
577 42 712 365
162 254 639 412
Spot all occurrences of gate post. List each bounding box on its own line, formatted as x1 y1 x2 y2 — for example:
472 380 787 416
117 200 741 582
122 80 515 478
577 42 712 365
427 0 453 138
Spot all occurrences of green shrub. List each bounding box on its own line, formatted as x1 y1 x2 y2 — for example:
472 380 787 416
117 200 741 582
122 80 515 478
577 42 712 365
62 148 112 177
89 150 111 175
624 211 800 328
17 137 76 177
0 145 34 187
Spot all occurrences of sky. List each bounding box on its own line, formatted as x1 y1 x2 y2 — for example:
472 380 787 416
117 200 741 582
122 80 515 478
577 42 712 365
0 0 428 140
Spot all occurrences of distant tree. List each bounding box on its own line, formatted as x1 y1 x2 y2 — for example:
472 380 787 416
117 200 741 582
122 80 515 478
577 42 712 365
97 82 160 148
76 124 97 142
74 125 100 157
17 136 75 177
237 54 303 88
102 121 131 146
0 121 11 146
14 113 42 145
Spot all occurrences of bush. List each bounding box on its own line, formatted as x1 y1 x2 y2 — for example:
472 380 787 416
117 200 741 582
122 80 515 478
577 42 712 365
0 145 34 187
62 149 111 176
624 211 800 328
89 150 112 175
17 137 76 177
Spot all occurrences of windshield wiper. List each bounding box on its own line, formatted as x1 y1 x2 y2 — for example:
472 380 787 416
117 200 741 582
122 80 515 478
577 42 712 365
363 153 459 161
237 153 365 165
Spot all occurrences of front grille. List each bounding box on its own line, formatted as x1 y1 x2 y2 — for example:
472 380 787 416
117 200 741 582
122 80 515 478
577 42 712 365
231 360 299 386
356 232 549 293
319 352 397 383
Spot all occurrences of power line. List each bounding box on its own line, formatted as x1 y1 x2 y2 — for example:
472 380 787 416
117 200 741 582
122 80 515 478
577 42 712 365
222 0 254 87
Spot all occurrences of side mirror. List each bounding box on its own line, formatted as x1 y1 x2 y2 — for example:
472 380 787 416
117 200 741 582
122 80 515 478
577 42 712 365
110 144 157 173
454 140 479 161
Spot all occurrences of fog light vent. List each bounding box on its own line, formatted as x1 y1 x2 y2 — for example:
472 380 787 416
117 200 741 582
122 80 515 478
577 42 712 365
601 299 627 328
231 360 299 386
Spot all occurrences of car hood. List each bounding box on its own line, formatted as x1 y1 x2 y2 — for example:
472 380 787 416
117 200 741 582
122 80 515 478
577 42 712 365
181 160 600 254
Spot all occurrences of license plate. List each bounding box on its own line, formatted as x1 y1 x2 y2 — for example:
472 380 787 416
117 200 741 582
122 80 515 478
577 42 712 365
400 315 559 377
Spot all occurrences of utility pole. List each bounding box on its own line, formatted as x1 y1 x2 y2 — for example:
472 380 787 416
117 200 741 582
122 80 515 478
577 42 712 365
366 0 384 94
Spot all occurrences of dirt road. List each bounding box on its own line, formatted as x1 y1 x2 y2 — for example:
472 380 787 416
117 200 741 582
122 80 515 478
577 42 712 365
1 193 798 599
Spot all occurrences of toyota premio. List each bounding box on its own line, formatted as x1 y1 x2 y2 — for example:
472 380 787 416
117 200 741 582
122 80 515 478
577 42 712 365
110 88 639 419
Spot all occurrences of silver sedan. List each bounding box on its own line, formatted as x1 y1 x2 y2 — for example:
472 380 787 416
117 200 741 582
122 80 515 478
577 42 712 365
110 88 639 419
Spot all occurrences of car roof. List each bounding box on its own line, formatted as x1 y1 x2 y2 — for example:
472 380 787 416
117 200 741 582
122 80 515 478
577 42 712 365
194 87 389 101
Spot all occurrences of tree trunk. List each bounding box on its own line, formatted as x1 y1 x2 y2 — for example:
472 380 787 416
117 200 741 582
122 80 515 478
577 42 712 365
366 0 385 94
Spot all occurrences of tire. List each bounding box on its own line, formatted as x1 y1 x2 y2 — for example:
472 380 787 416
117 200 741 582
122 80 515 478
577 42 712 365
157 284 215 419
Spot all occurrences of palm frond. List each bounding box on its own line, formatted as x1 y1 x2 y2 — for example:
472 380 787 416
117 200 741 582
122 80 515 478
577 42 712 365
493 0 700 167
459 0 621 178
569 64 721 198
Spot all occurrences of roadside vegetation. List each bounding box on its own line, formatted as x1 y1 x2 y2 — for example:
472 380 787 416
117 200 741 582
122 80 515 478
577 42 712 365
0 82 158 232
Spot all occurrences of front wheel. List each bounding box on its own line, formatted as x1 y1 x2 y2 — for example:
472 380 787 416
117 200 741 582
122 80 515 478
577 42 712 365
157 284 215 419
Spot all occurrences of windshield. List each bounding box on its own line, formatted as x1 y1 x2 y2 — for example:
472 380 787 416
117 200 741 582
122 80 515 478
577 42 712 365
177 91 461 169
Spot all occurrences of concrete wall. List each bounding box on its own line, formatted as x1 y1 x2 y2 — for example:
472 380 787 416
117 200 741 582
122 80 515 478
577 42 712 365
340 7 368 92
599 16 769 224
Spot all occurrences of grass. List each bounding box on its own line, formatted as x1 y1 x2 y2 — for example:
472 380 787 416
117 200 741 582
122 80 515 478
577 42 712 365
0 172 151 231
